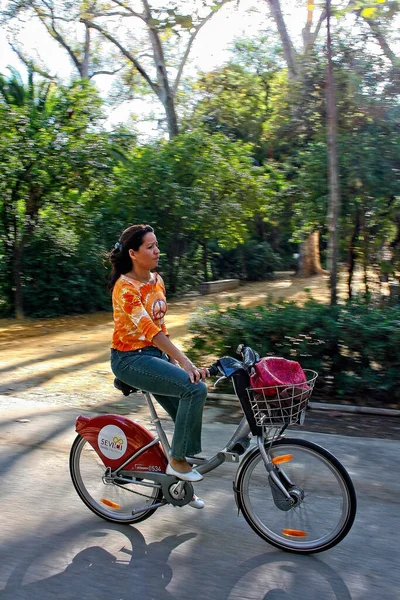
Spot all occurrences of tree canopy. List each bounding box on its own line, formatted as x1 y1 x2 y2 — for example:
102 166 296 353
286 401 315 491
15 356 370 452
0 1 399 317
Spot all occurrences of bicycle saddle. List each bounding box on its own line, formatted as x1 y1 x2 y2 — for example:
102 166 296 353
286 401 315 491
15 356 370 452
113 378 139 396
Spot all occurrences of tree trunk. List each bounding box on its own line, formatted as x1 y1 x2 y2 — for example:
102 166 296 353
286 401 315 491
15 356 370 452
254 212 266 241
266 0 324 272
166 252 178 294
267 0 299 79
162 91 179 138
390 211 400 280
326 0 340 306
240 245 247 280
165 236 187 293
143 0 179 138
81 24 90 79
202 241 209 282
348 209 360 300
297 231 323 276
10 188 40 318
362 17 399 68
360 209 369 297
210 259 218 281
13 244 24 319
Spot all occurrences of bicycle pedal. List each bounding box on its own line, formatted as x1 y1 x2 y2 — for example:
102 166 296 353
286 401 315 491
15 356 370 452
219 451 240 463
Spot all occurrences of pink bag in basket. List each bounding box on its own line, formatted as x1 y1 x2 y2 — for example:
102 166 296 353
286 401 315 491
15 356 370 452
250 357 309 397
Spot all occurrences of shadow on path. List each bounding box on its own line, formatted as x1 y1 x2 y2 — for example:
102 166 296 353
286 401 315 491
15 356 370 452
0 350 111 395
0 522 194 600
0 411 75 477
0 519 354 600
0 342 111 377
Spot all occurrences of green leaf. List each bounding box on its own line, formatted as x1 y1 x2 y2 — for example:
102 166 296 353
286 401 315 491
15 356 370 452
174 15 193 28
360 7 377 18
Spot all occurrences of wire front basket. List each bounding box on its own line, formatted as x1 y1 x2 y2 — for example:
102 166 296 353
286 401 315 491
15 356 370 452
246 370 318 427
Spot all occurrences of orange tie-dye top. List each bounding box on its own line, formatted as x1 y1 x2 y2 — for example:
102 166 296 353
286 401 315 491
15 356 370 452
111 274 169 351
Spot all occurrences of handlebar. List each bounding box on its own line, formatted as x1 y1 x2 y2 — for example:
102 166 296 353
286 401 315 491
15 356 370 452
207 363 220 377
207 344 260 378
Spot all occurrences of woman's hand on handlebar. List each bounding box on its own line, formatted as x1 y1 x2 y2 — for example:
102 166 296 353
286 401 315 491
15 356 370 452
181 358 210 384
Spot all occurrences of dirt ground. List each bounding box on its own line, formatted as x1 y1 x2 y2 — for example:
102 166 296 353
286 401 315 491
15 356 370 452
0 272 329 405
1 271 399 439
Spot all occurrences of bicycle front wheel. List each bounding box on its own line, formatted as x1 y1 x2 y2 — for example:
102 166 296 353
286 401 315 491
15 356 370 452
236 438 356 553
70 435 163 524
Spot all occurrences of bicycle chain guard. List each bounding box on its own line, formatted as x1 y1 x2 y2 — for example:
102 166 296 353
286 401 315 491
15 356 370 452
165 481 194 507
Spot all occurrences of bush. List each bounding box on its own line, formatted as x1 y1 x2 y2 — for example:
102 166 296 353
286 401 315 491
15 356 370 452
22 228 111 318
187 298 400 406
242 241 283 280
210 240 282 281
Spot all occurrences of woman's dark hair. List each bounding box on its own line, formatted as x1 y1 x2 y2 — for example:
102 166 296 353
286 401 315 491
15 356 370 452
108 224 154 292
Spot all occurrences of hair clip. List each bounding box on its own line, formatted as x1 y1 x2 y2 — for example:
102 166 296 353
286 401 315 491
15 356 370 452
114 242 123 251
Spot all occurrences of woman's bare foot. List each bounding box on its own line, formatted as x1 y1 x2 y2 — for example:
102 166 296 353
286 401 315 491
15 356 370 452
169 457 192 473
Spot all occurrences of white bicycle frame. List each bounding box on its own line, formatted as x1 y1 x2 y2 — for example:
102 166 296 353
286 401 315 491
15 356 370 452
142 382 294 503
143 388 252 473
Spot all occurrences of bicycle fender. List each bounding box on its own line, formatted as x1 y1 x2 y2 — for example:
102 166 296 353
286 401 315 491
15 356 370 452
75 414 168 472
233 442 288 509
232 446 260 511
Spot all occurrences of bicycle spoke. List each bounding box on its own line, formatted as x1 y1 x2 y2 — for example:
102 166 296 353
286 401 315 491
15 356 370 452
70 435 163 524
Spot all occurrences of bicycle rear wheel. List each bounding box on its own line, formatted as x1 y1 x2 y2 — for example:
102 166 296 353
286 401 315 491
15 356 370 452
235 437 356 553
70 434 163 524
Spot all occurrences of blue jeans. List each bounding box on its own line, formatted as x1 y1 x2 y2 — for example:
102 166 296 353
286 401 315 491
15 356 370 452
110 347 207 460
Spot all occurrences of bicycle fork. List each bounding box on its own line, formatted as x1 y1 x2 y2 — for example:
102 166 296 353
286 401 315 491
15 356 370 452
258 437 299 511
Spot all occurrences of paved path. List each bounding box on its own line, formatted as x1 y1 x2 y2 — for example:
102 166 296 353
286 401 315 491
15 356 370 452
0 395 399 599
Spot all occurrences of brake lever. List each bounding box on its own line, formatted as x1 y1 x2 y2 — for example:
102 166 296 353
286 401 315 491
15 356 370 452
236 344 244 356
214 375 227 387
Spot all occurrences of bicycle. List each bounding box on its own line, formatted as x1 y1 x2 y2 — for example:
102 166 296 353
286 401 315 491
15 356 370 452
69 344 357 554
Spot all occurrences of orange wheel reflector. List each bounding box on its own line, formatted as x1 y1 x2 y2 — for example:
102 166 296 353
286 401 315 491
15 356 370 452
272 454 293 465
282 529 308 538
101 498 121 509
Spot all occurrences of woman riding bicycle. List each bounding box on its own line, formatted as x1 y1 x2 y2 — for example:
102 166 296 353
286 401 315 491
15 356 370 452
109 224 208 507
